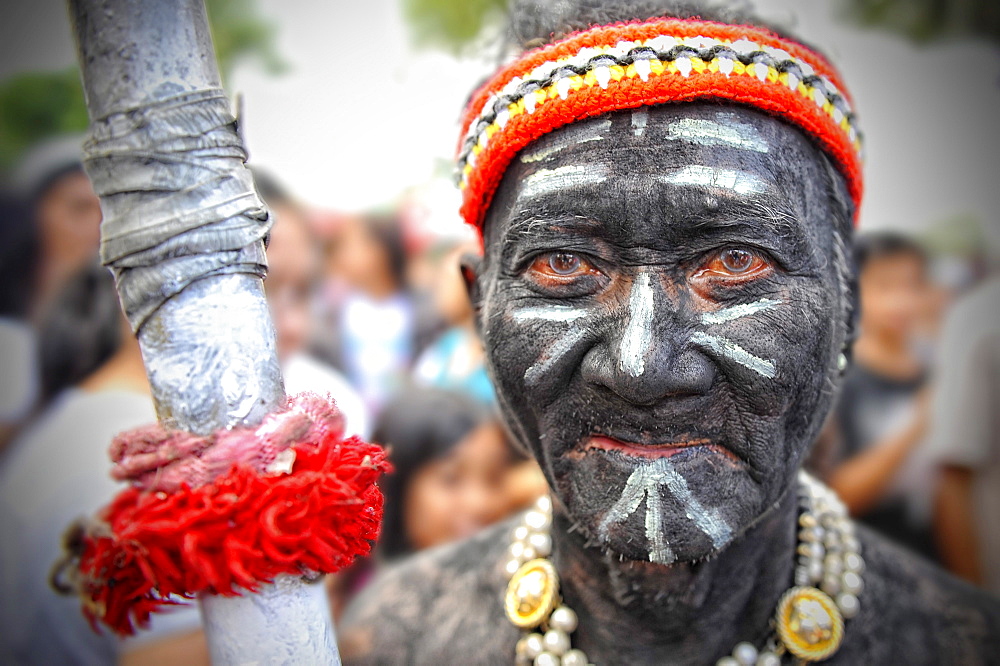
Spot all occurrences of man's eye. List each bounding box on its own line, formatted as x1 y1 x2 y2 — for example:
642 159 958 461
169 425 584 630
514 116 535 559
549 253 582 275
528 252 596 279
720 248 755 274
694 247 773 281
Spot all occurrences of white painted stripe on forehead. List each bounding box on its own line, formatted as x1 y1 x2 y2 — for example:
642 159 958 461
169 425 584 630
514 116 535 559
619 273 655 377
658 166 766 196
631 107 649 137
512 305 589 323
690 331 776 379
520 164 609 199
701 298 782 325
519 117 612 163
665 116 770 153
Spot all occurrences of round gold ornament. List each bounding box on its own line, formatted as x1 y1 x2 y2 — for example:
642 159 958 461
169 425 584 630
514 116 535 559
775 586 844 661
504 558 559 629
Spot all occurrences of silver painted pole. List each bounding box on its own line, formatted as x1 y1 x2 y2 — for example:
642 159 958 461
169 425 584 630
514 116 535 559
67 0 339 662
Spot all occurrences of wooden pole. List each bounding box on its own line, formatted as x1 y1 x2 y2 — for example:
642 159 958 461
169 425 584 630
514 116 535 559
68 0 340 661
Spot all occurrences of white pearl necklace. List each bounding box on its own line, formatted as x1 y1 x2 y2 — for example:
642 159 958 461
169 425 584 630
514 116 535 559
504 471 864 665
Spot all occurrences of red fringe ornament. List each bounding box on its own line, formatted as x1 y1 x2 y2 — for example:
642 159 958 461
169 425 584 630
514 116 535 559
74 395 390 636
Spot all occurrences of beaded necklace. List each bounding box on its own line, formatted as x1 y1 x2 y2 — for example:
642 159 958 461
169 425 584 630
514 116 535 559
504 471 864 665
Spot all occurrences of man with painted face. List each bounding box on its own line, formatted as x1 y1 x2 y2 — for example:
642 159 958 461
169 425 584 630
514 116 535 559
341 2 1000 664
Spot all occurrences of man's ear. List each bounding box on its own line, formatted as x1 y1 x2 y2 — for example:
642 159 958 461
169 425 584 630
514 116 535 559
459 252 484 336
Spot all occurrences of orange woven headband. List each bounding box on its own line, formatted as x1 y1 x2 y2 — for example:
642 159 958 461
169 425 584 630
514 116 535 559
456 17 863 230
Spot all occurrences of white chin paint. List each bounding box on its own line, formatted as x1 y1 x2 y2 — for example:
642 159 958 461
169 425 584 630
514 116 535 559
619 273 655 377
598 457 733 565
657 165 766 196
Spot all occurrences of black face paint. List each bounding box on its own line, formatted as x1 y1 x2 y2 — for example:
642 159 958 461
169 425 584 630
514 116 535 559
470 104 850 565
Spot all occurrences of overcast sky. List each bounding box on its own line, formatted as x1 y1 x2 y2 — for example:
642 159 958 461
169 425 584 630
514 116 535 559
3 0 999 242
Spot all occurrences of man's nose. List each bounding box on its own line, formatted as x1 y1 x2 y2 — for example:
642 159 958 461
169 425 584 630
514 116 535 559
581 273 714 405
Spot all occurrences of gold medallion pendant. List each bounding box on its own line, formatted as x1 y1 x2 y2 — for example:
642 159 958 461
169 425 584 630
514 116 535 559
505 558 559 629
776 586 845 662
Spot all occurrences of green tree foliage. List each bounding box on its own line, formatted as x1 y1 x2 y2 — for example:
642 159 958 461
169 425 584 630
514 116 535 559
0 68 89 170
206 0 287 80
401 0 507 54
837 0 999 44
0 0 286 171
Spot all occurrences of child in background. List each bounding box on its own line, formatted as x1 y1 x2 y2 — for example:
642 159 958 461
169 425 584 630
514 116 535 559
829 232 937 559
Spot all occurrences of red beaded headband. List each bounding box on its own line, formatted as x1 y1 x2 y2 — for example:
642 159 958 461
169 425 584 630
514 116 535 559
456 17 863 230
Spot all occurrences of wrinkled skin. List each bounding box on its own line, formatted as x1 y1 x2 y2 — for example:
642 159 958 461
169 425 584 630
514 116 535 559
340 105 1000 664
473 105 849 565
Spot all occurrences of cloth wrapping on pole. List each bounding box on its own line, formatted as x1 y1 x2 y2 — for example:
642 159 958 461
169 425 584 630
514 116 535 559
84 88 270 333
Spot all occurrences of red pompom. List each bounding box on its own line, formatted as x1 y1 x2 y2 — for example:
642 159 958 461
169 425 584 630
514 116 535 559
77 429 390 635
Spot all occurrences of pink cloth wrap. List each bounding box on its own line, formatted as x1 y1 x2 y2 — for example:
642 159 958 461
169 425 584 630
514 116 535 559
108 393 345 492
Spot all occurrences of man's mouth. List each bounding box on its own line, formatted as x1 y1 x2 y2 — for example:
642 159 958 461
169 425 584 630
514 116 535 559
574 435 739 462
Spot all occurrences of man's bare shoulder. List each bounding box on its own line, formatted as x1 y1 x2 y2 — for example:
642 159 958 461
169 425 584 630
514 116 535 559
835 524 1000 664
340 517 521 665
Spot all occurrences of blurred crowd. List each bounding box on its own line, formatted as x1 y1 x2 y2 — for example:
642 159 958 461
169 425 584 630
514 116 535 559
0 138 997 664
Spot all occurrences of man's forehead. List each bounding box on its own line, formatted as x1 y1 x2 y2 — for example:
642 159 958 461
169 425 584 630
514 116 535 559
514 105 795 173
482 104 831 249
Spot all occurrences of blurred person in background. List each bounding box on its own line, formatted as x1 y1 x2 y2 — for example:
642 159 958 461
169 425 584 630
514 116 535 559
253 169 369 438
328 387 514 622
0 262 206 665
10 137 102 322
0 195 41 450
928 274 1000 594
1 138 102 449
35 255 121 406
412 239 495 405
828 232 937 559
313 210 441 420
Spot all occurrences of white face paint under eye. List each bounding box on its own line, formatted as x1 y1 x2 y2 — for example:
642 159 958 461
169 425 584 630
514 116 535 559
519 117 612 164
524 327 588 388
701 298 781 325
619 273 655 377
658 166 766 196
512 305 589 323
520 164 609 200
690 331 776 379
664 115 770 152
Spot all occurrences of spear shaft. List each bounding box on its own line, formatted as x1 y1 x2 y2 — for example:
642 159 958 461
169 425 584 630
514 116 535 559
67 0 339 661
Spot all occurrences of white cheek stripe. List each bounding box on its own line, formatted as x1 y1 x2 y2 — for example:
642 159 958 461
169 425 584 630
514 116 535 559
690 331 776 378
619 273 655 377
524 328 588 388
701 298 781 325
512 305 589 323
